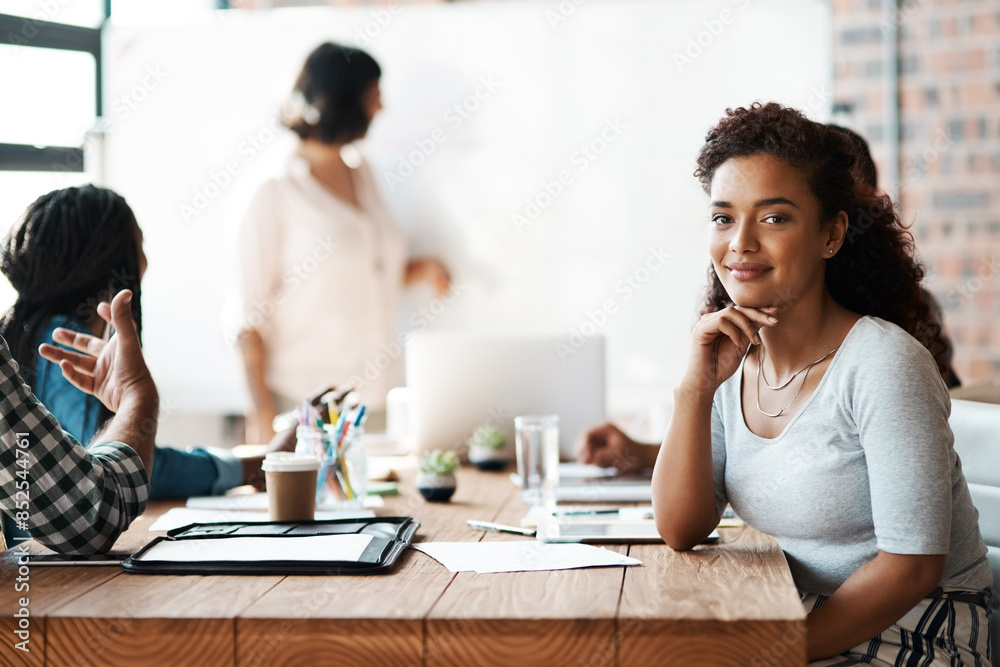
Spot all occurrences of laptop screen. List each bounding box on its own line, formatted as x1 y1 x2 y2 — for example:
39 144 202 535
405 333 606 460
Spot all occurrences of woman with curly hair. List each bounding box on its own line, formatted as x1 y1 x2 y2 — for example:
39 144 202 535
582 103 992 664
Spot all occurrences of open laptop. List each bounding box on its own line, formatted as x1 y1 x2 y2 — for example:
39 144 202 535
405 333 606 460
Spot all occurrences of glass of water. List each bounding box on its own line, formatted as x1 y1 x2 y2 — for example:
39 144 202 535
514 414 560 508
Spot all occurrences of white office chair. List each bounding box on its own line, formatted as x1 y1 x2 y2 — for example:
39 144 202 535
949 398 1000 661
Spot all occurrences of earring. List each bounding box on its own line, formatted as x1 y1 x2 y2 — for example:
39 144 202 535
828 249 834 254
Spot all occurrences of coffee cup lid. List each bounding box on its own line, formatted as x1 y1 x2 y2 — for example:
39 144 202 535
261 452 320 472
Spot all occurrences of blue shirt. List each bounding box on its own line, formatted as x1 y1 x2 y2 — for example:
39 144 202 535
35 315 243 498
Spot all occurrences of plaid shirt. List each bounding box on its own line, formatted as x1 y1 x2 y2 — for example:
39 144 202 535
0 338 149 555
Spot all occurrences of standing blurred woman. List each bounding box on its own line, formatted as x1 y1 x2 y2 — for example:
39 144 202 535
0 185 257 513
235 42 450 442
651 103 992 665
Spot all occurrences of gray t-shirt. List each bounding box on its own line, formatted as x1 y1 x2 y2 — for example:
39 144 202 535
711 316 993 595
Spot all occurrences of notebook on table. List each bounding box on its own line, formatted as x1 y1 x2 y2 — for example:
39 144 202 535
122 517 418 576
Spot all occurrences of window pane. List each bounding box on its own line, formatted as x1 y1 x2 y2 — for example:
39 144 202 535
1 0 104 29
0 45 95 147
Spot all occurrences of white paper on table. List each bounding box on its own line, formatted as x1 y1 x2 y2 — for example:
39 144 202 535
185 493 384 511
149 507 376 532
134 534 374 563
319 495 384 509
412 541 641 574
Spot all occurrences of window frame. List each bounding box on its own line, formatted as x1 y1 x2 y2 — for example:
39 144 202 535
0 4 108 172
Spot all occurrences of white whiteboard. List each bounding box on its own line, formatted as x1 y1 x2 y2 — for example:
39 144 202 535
102 0 831 414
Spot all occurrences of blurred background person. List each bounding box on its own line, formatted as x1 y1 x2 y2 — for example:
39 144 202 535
235 42 450 442
828 123 961 389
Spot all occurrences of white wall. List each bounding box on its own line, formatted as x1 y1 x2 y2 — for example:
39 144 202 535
99 0 832 417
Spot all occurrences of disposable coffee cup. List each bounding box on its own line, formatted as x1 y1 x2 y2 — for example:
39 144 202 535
262 453 320 521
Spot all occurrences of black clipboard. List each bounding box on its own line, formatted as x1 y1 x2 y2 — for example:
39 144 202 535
121 516 419 576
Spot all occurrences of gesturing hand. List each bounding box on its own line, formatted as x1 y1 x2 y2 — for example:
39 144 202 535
405 257 451 296
38 289 156 413
577 423 644 472
682 306 778 393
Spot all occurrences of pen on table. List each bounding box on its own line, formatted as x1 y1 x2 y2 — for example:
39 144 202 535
466 519 537 537
553 508 622 516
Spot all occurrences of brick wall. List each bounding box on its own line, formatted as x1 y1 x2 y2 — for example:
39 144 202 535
832 0 1000 385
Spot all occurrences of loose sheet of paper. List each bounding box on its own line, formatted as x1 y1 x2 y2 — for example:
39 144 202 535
413 541 641 574
135 534 373 563
185 493 384 511
148 507 376 532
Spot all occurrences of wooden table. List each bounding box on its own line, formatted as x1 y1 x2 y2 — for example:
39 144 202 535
1 466 806 667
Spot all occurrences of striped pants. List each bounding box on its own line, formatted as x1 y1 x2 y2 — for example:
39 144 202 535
804 589 993 666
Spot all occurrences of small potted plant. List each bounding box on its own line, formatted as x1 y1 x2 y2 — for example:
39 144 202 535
467 425 508 471
417 450 460 502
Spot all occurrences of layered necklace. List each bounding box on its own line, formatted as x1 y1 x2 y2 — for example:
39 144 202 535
755 344 839 418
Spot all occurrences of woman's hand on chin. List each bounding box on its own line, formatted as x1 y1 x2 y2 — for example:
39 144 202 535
680 305 778 394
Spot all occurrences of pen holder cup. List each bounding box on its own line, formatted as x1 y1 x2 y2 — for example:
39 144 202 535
316 425 367 509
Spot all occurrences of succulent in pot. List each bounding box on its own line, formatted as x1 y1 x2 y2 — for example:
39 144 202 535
417 450 460 502
467 425 508 471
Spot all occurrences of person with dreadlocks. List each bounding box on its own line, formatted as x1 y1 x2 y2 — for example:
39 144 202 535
582 103 992 665
0 185 271 542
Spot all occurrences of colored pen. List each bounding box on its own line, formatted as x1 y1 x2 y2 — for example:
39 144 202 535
553 508 622 516
466 520 537 537
352 404 366 427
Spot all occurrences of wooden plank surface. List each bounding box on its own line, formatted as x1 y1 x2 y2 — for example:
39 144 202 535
0 564 122 667
236 467 514 666
0 502 176 667
0 464 810 667
47 573 282 667
620 527 806 666
425 474 627 667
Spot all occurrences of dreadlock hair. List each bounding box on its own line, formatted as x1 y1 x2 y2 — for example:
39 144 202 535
692 102 952 381
0 185 143 395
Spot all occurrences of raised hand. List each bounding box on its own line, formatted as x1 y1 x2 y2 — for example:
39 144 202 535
38 289 156 414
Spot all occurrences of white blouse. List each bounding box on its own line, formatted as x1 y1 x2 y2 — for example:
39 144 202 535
236 154 407 410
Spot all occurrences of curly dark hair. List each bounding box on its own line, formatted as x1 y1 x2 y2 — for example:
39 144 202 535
285 42 381 145
693 102 951 380
0 185 143 398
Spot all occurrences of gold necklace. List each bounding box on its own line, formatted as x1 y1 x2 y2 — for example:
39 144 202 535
755 344 839 418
